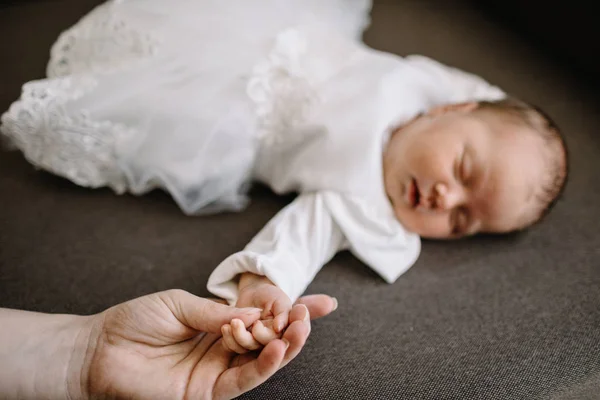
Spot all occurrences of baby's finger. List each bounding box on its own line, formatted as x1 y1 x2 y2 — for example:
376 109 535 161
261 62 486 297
272 296 292 333
221 324 248 354
212 339 288 400
252 320 280 345
231 318 262 351
273 311 289 333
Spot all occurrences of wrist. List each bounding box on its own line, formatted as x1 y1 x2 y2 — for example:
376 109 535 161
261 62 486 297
66 314 103 400
0 309 97 400
238 272 275 292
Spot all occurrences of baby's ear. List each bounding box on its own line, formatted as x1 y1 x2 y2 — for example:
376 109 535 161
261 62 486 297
426 101 479 117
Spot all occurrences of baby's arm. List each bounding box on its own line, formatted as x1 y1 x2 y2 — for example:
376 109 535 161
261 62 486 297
211 191 423 352
207 192 348 352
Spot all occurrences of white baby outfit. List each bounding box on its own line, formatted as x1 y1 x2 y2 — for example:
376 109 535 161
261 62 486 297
0 0 505 304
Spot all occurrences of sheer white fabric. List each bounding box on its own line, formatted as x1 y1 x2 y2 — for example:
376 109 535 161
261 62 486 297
1 0 373 214
1 0 509 298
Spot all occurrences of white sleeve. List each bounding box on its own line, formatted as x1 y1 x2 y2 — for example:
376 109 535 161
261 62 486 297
404 54 507 104
325 195 421 285
206 191 421 305
206 192 347 305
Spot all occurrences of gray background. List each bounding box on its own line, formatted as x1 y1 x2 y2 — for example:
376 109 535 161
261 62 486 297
1 1 598 399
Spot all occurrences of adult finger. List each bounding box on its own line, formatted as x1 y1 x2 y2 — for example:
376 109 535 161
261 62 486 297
279 304 311 368
212 339 289 400
272 297 291 333
187 337 233 397
158 289 262 333
294 295 337 320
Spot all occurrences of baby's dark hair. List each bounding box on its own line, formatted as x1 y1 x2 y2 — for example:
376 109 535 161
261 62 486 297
476 97 569 230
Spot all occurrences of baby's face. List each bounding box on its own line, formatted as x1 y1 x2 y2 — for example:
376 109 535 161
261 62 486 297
383 102 545 239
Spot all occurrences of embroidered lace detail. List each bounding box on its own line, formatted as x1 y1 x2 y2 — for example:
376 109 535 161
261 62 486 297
246 29 318 146
47 2 160 78
0 77 133 193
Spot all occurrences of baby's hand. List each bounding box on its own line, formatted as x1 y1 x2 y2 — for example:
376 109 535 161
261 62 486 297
221 273 292 354
221 317 280 354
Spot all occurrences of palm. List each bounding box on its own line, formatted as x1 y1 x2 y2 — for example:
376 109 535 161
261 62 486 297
87 294 219 399
78 289 336 400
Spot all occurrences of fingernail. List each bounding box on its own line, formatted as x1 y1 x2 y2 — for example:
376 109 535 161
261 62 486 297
281 338 290 350
331 297 338 311
301 304 310 322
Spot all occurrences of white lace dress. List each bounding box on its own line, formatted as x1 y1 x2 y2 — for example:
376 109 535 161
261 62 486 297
0 0 372 215
2 0 510 298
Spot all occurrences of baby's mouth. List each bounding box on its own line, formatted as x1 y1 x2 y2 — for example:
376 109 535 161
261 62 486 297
408 178 421 208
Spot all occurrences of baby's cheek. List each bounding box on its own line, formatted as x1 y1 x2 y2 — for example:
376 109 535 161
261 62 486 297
402 211 450 239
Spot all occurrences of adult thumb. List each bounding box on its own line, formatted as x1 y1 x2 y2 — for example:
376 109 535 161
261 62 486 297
160 289 262 333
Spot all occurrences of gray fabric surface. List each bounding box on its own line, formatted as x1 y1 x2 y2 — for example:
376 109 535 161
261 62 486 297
1 1 599 399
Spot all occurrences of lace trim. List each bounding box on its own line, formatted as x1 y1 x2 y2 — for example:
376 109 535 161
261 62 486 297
246 29 318 146
47 2 160 78
0 77 134 193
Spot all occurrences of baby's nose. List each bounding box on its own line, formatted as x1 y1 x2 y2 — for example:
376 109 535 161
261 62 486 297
434 183 463 211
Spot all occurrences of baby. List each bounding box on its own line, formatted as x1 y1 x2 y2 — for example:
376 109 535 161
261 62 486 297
0 1 568 353
215 95 568 353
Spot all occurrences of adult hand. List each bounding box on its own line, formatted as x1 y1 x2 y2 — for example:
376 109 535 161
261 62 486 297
1 289 337 400
77 289 336 399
